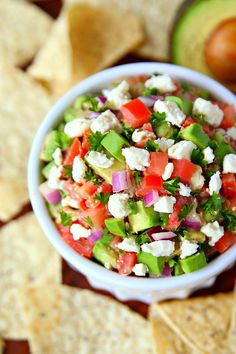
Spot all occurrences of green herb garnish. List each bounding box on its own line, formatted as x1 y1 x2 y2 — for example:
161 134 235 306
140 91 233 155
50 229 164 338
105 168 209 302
131 171 142 187
128 198 138 214
143 87 158 96
178 204 194 221
193 113 209 126
122 124 135 142
63 165 72 179
221 210 236 231
175 226 190 239
60 190 67 198
144 140 159 152
157 212 169 228
100 228 113 245
204 168 217 180
84 168 103 185
83 216 94 228
135 232 151 245
150 112 166 128
163 177 180 195
202 192 224 213
94 192 110 205
191 148 207 168
88 131 103 151
181 82 192 93
60 211 72 226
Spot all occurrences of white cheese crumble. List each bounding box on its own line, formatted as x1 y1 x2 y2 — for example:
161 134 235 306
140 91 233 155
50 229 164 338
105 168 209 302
162 162 174 181
193 98 224 126
104 262 112 270
48 166 62 190
201 221 224 246
223 154 236 173
122 146 150 171
52 147 63 166
189 166 205 190
180 240 199 259
61 196 79 209
203 146 215 164
154 137 174 152
168 140 196 160
90 109 122 134
108 193 130 218
132 263 148 276
154 100 186 127
103 80 131 109
145 74 176 93
179 182 192 197
141 240 175 257
64 117 91 138
70 224 91 240
154 196 176 213
227 126 236 140
132 129 156 143
86 151 114 169
117 237 140 253
72 156 87 183
209 171 222 196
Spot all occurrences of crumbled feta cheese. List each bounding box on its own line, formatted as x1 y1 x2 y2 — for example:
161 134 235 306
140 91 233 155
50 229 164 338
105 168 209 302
122 147 150 171
162 162 174 181
64 117 91 138
154 196 176 213
203 146 215 164
52 147 63 166
209 171 222 195
145 74 176 93
117 237 140 253
48 166 62 190
154 137 174 152
154 100 186 127
193 98 223 126
141 240 175 257
61 196 79 209
86 151 114 169
108 193 130 218
168 140 196 160
201 221 224 246
223 154 236 173
180 239 199 259
70 224 91 240
104 262 112 270
72 156 87 183
132 263 148 276
132 129 156 143
179 182 192 197
189 166 205 190
103 80 130 109
90 109 122 134
227 127 236 140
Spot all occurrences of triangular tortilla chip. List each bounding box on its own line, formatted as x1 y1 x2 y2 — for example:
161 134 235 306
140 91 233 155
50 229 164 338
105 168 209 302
227 285 236 352
19 285 153 353
0 339 4 354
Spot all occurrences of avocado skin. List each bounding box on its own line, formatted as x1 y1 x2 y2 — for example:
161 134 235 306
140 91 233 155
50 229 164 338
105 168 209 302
93 241 118 269
128 201 159 233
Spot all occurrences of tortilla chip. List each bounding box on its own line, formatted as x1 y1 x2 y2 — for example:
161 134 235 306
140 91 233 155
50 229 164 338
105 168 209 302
0 0 52 66
226 285 236 352
0 63 53 221
0 213 61 339
154 293 234 354
67 4 143 81
19 285 153 353
65 0 184 60
0 339 4 354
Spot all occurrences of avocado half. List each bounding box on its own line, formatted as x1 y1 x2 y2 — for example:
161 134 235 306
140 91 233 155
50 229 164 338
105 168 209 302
171 0 236 81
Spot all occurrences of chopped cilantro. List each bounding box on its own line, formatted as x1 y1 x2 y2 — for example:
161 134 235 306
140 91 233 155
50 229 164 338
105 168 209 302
157 212 169 228
60 190 67 198
88 131 103 151
143 87 158 96
59 132 72 150
181 82 192 93
191 148 207 168
193 113 209 126
135 232 151 245
83 216 94 228
100 228 113 245
122 124 134 142
144 140 159 152
175 226 190 239
128 198 138 214
150 111 166 128
131 170 142 187
94 192 110 205
178 204 194 221
221 210 236 231
84 168 103 185
191 190 200 197
202 192 224 213
60 211 72 226
163 177 180 195
63 165 72 179
204 168 217 180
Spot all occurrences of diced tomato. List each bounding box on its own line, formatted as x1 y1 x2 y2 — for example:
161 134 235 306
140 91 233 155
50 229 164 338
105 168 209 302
172 80 181 94
165 196 190 231
199 184 210 198
220 104 236 129
136 175 163 197
142 122 153 132
109 235 122 250
63 138 82 166
202 125 210 134
117 252 137 275
182 117 195 128
146 152 168 176
171 159 197 182
79 205 107 229
222 173 236 198
214 231 236 253
121 98 151 128
63 181 81 200
63 231 93 258
81 129 91 158
57 223 70 236
127 75 147 85
77 181 98 200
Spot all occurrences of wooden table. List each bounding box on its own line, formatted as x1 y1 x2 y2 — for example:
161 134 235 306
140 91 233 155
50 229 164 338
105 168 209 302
3 1 236 353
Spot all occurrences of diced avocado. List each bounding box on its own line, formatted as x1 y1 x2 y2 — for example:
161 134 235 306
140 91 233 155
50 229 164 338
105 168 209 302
128 201 159 233
165 96 193 115
42 161 56 179
200 89 210 100
47 202 62 219
174 262 184 276
202 209 219 223
137 252 165 275
105 218 126 237
93 241 118 269
155 121 177 138
188 229 206 243
64 107 82 122
40 131 60 162
179 252 207 273
101 130 129 162
214 131 225 143
86 157 126 184
180 123 210 149
74 95 90 109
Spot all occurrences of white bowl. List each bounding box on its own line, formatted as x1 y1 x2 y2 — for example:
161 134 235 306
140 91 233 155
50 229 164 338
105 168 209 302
28 62 236 304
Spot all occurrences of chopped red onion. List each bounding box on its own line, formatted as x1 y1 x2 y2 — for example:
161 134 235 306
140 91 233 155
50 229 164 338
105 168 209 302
112 171 130 192
89 111 100 119
40 182 61 205
182 219 202 229
150 95 164 100
97 96 107 104
182 92 195 101
162 263 172 277
138 96 156 107
147 226 162 238
88 229 103 244
151 232 176 241
144 190 159 207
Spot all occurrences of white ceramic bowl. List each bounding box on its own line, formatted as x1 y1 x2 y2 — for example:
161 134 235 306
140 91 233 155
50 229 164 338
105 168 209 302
28 62 236 303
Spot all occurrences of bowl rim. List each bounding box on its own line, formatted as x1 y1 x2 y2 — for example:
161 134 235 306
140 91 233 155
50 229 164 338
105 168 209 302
28 62 236 291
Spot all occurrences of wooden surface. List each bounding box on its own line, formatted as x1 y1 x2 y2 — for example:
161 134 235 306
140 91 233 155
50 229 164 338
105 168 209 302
2 1 236 353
